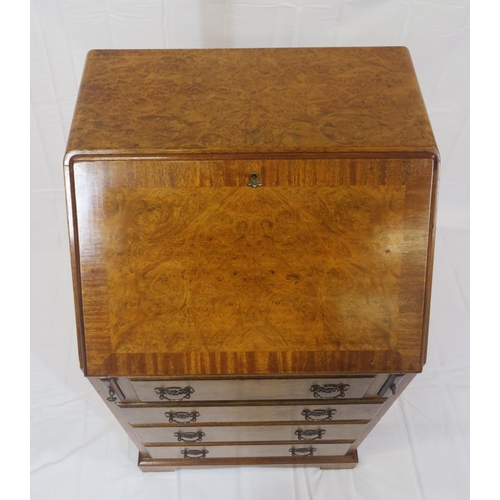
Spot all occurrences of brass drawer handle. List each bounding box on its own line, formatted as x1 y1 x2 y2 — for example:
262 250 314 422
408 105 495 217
165 411 200 424
154 386 195 401
107 389 117 402
310 383 350 399
181 449 209 459
301 409 336 421
101 377 125 402
289 447 317 457
174 431 205 442
295 429 326 440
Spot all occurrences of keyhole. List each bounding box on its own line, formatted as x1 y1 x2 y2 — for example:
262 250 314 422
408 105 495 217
247 172 262 188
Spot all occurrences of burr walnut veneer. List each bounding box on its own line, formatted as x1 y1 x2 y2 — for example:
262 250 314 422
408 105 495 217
64 47 438 470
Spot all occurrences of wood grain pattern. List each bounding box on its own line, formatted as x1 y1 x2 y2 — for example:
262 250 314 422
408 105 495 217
71 157 433 376
65 47 437 161
65 48 439 470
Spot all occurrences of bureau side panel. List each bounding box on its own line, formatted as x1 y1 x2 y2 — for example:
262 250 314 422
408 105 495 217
87 377 150 458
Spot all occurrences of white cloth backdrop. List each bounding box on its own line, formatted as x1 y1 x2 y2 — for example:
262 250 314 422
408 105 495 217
30 1 469 499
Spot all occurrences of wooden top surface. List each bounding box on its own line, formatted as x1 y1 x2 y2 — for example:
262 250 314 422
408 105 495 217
65 47 437 160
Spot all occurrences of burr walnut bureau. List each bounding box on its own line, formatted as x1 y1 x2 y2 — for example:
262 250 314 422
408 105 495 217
64 47 439 471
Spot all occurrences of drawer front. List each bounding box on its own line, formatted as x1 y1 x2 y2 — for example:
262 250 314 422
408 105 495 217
146 442 352 460
130 377 374 402
134 422 367 444
120 403 382 425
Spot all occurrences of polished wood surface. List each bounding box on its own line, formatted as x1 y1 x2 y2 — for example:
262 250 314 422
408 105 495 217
129 377 373 401
132 422 367 443
118 400 383 424
65 47 437 160
138 451 359 471
65 48 439 470
70 157 434 376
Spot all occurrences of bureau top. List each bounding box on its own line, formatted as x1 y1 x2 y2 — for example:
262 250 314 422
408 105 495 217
65 47 437 162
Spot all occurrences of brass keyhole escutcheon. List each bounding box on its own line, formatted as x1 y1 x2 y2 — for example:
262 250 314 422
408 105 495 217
247 172 263 188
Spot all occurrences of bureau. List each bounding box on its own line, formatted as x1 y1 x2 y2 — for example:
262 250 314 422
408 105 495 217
64 47 439 470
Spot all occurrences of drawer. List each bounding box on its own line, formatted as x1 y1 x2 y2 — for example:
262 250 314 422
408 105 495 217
129 377 374 402
134 422 368 443
119 402 382 425
145 442 352 459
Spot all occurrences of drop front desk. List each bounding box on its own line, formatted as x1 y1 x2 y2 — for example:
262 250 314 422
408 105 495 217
64 47 439 470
